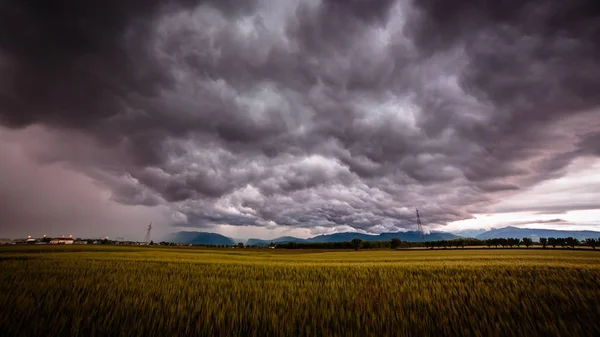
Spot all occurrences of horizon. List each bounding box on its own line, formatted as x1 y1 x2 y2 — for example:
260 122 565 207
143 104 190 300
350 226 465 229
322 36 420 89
1 1 599 240
5 224 600 242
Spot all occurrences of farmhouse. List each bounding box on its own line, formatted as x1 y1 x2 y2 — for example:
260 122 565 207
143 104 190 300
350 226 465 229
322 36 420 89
50 237 74 245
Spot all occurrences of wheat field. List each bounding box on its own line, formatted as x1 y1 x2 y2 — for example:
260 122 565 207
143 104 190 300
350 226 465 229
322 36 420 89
1 246 599 336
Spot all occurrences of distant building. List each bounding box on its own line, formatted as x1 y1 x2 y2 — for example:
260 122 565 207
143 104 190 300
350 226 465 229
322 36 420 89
26 238 37 244
50 237 74 245
73 240 88 245
0 238 13 245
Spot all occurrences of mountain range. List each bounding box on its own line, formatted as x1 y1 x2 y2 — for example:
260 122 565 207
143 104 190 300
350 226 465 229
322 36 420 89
474 226 600 241
172 230 459 246
171 226 600 246
170 231 236 246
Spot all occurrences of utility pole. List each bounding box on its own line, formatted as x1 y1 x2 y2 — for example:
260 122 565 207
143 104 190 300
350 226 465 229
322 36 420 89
145 222 152 245
416 209 424 241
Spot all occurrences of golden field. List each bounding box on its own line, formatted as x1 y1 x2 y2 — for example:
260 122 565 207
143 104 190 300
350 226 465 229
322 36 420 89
1 246 599 336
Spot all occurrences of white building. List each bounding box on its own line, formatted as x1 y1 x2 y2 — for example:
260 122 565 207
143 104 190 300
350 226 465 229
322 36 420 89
49 237 74 245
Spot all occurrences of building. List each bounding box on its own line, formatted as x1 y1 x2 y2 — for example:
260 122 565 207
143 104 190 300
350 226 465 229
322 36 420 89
49 237 74 245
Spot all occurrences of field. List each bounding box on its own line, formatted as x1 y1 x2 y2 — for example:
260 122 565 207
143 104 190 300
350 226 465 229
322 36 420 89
1 246 599 336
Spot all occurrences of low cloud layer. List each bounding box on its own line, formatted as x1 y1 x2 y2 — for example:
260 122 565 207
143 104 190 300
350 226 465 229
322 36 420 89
1 0 599 236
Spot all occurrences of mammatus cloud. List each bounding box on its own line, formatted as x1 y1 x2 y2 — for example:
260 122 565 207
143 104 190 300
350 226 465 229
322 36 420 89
0 0 599 237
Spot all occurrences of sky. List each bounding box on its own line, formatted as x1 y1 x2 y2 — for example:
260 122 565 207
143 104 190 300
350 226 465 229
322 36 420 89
0 0 599 241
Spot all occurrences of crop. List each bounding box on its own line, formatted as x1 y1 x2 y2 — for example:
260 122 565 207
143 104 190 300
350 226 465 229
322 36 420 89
1 246 599 336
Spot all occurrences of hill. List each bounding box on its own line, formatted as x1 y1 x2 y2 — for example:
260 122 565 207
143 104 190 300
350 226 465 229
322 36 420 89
476 226 600 240
306 231 459 243
246 236 305 246
171 230 460 246
449 229 489 238
170 231 236 246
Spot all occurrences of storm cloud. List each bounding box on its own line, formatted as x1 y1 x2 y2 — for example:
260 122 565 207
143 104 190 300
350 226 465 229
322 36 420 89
1 0 599 236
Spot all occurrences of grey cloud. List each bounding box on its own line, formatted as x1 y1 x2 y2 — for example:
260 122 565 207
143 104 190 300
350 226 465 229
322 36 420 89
508 219 569 226
1 0 599 236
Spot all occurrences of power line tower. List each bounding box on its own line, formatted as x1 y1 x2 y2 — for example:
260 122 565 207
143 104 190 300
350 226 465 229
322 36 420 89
416 209 424 241
145 222 152 245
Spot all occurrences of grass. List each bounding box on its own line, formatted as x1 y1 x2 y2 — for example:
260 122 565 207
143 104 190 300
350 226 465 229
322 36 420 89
1 246 599 336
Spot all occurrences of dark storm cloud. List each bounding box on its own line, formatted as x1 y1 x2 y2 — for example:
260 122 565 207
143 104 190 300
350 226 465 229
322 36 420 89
508 219 568 226
1 0 599 234
408 0 600 179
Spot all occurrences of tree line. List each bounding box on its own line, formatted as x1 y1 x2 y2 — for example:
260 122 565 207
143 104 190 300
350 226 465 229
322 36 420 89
272 237 599 250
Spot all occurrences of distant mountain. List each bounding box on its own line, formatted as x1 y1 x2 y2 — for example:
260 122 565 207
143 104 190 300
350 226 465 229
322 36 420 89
171 231 236 245
246 236 305 246
306 231 459 243
171 230 459 246
476 226 600 240
449 229 489 238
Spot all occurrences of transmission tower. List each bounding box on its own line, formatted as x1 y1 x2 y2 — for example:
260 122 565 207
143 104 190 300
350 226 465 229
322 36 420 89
145 222 152 245
416 209 424 240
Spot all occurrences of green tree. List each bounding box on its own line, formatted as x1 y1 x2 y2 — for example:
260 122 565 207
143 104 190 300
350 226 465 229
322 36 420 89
507 238 519 248
521 237 533 248
583 238 597 250
548 237 557 248
237 242 244 248
390 238 401 249
565 237 579 249
559 238 568 248
539 237 548 248
351 238 363 251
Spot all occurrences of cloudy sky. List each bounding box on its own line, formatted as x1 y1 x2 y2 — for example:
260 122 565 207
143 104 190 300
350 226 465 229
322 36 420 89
1 0 599 240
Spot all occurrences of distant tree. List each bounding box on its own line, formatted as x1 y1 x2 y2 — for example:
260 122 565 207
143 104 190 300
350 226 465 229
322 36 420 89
565 237 579 249
583 238 597 250
506 238 519 248
521 237 533 248
237 242 244 248
539 237 548 249
390 238 401 249
149 240 154 246
485 239 492 248
548 237 557 248
351 238 363 251
558 238 568 248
